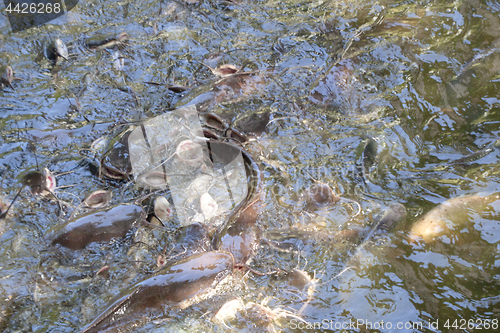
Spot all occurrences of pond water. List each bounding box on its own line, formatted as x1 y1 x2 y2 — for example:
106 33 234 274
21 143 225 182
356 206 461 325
1 0 500 332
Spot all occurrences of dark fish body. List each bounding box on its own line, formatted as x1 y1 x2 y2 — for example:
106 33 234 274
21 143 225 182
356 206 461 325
52 204 145 250
362 138 378 170
304 183 340 211
23 171 48 195
343 203 407 268
355 138 378 188
211 141 264 264
374 203 407 231
363 203 407 242
22 168 55 195
215 222 260 264
234 110 270 135
199 112 228 131
175 73 265 112
99 128 134 180
81 251 234 333
286 269 313 290
86 32 129 50
263 229 359 253
447 140 500 166
212 141 263 227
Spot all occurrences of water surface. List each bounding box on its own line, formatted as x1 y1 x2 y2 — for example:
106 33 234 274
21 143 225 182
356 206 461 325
1 0 499 332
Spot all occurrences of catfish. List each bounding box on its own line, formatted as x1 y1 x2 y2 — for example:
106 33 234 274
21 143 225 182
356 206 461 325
52 204 145 250
80 251 234 332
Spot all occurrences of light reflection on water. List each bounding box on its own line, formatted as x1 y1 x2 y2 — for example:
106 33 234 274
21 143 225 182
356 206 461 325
1 0 499 331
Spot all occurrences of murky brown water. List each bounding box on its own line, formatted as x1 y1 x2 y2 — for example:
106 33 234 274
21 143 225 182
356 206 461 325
1 0 500 332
